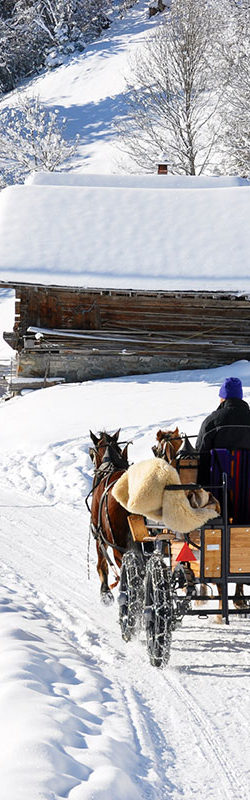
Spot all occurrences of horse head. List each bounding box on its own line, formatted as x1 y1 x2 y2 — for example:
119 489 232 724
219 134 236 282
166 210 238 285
152 427 183 464
89 429 130 471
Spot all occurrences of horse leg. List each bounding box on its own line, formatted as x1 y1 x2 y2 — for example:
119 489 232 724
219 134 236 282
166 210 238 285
216 583 248 621
96 541 114 604
233 583 247 609
215 586 223 623
195 583 210 606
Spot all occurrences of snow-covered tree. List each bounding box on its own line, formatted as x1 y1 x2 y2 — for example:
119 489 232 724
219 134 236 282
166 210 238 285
0 0 111 94
0 96 80 185
117 0 222 174
0 3 51 93
219 0 250 177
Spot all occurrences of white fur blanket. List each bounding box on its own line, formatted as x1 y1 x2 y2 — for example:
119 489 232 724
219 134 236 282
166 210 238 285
112 458 219 534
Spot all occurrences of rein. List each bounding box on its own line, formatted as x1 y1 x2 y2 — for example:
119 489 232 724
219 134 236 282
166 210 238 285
96 473 128 555
162 439 177 463
87 440 129 555
89 468 128 590
153 434 180 465
87 431 131 592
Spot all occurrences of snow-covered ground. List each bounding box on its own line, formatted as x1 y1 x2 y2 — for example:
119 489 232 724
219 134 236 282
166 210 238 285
1 291 250 800
1 0 250 795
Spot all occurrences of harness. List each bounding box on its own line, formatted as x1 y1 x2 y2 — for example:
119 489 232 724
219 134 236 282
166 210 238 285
86 443 129 587
96 472 127 555
153 434 181 465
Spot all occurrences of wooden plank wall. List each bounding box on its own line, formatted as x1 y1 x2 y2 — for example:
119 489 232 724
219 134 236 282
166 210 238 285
13 285 250 337
7 283 250 375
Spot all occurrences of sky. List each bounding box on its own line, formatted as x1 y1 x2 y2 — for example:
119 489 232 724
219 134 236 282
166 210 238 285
0 1 250 798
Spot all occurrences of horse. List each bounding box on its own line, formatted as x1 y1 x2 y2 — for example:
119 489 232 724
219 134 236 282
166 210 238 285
152 427 183 465
87 429 132 603
152 427 199 485
152 427 247 616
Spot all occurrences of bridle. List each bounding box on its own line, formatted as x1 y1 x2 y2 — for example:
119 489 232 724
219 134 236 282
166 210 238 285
86 435 131 559
152 433 183 465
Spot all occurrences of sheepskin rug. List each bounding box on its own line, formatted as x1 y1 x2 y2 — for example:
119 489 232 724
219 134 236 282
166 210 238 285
112 458 219 534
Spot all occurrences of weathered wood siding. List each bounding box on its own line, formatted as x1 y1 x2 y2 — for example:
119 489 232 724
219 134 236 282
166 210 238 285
3 282 250 381
11 284 250 337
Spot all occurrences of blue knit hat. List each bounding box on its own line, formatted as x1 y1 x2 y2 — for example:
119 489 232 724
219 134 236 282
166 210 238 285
219 377 243 399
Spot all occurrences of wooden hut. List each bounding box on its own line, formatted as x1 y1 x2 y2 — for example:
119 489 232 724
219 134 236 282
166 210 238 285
1 173 250 386
2 282 250 385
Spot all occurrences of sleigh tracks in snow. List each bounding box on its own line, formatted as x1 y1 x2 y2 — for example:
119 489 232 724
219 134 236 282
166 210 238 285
118 472 250 669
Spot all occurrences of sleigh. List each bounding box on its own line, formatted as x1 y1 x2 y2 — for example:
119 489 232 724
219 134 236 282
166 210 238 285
118 446 250 669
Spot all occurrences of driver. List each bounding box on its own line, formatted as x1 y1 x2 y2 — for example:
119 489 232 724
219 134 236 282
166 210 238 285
196 377 250 484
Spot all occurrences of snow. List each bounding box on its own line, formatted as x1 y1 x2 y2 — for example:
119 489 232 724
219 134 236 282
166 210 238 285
1 183 250 289
26 171 250 188
0 289 15 360
1 292 250 800
0 0 158 175
1 1 250 291
1 2 250 796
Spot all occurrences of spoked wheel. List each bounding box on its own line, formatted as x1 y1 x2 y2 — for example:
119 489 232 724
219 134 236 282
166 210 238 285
144 554 172 668
119 550 145 642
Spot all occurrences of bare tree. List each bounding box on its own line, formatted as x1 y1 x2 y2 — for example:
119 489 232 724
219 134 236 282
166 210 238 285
117 0 222 174
0 95 79 186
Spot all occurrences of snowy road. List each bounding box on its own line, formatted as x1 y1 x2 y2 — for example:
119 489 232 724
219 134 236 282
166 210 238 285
1 475 250 800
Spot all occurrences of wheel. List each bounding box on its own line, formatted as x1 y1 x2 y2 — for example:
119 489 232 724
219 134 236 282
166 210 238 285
144 553 172 668
119 550 144 642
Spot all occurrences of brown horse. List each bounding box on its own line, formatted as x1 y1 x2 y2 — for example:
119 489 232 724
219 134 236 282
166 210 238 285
152 428 199 485
152 427 183 465
88 429 132 603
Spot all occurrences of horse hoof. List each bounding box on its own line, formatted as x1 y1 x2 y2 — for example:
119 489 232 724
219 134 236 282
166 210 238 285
215 614 223 624
101 591 114 605
194 598 209 607
233 598 248 610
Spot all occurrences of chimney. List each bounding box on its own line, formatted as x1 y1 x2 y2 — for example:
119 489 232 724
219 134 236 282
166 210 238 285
158 164 168 175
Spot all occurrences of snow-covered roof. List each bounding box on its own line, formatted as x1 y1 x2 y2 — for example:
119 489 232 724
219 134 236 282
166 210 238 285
26 170 250 189
0 178 250 289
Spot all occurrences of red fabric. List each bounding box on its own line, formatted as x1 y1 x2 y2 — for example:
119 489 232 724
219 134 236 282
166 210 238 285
234 449 241 520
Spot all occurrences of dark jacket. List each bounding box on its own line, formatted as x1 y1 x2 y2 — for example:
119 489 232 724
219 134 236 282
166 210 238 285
196 397 250 485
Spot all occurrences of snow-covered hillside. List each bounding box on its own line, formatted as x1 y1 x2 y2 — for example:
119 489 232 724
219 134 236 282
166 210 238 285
1 0 157 175
1 2 250 797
